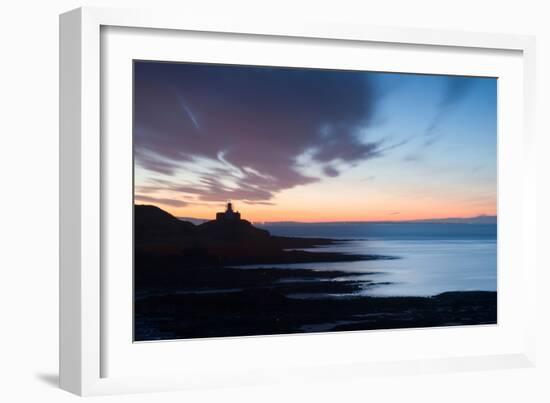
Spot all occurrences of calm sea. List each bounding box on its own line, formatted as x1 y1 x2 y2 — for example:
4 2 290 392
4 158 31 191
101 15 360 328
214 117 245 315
252 222 497 297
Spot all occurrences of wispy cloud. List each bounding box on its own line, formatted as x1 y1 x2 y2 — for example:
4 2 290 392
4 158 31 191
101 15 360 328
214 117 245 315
423 76 474 144
176 93 200 130
403 153 423 162
134 194 189 208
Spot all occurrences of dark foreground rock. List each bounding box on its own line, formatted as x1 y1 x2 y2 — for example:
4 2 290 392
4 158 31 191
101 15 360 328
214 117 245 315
134 265 497 341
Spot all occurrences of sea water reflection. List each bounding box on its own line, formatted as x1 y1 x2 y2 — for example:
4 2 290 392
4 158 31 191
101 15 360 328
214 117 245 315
241 223 497 297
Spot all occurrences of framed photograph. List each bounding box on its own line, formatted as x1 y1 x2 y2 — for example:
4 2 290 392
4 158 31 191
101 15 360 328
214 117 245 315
60 7 537 396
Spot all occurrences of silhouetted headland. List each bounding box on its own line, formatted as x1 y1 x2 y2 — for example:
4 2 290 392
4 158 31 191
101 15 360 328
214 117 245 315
134 203 496 341
135 203 392 267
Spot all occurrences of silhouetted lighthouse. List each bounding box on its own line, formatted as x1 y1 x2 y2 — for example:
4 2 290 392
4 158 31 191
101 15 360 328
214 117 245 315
216 202 241 221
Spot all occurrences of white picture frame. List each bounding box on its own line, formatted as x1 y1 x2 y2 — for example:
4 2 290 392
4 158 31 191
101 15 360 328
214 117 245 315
59 6 537 396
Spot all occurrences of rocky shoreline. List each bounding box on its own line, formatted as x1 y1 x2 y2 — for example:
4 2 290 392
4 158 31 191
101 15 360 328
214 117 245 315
135 265 496 341
135 286 497 341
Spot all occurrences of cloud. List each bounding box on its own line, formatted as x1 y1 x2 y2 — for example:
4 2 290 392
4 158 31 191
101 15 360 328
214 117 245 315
424 76 474 143
134 62 385 202
242 200 276 206
134 195 189 208
439 76 475 110
403 153 423 162
323 165 340 177
176 94 200 130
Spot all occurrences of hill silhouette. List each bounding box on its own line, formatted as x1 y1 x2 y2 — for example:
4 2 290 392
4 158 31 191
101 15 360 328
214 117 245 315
198 216 270 242
135 204 195 234
134 205 197 253
135 204 269 247
134 204 387 266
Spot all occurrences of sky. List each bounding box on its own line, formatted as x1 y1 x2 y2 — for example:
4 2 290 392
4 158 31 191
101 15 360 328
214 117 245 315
133 61 497 223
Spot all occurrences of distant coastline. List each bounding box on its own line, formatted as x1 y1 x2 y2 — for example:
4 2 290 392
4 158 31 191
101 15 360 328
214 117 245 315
177 214 497 226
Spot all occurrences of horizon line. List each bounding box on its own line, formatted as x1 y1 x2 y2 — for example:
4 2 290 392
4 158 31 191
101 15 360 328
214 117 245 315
177 215 497 225
134 204 496 224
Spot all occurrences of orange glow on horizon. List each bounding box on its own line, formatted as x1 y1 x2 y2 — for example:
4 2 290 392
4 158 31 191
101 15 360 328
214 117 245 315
134 199 496 223
134 158 496 223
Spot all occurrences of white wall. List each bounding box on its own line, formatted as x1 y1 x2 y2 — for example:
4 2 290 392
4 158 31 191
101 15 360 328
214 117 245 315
1 1 548 402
